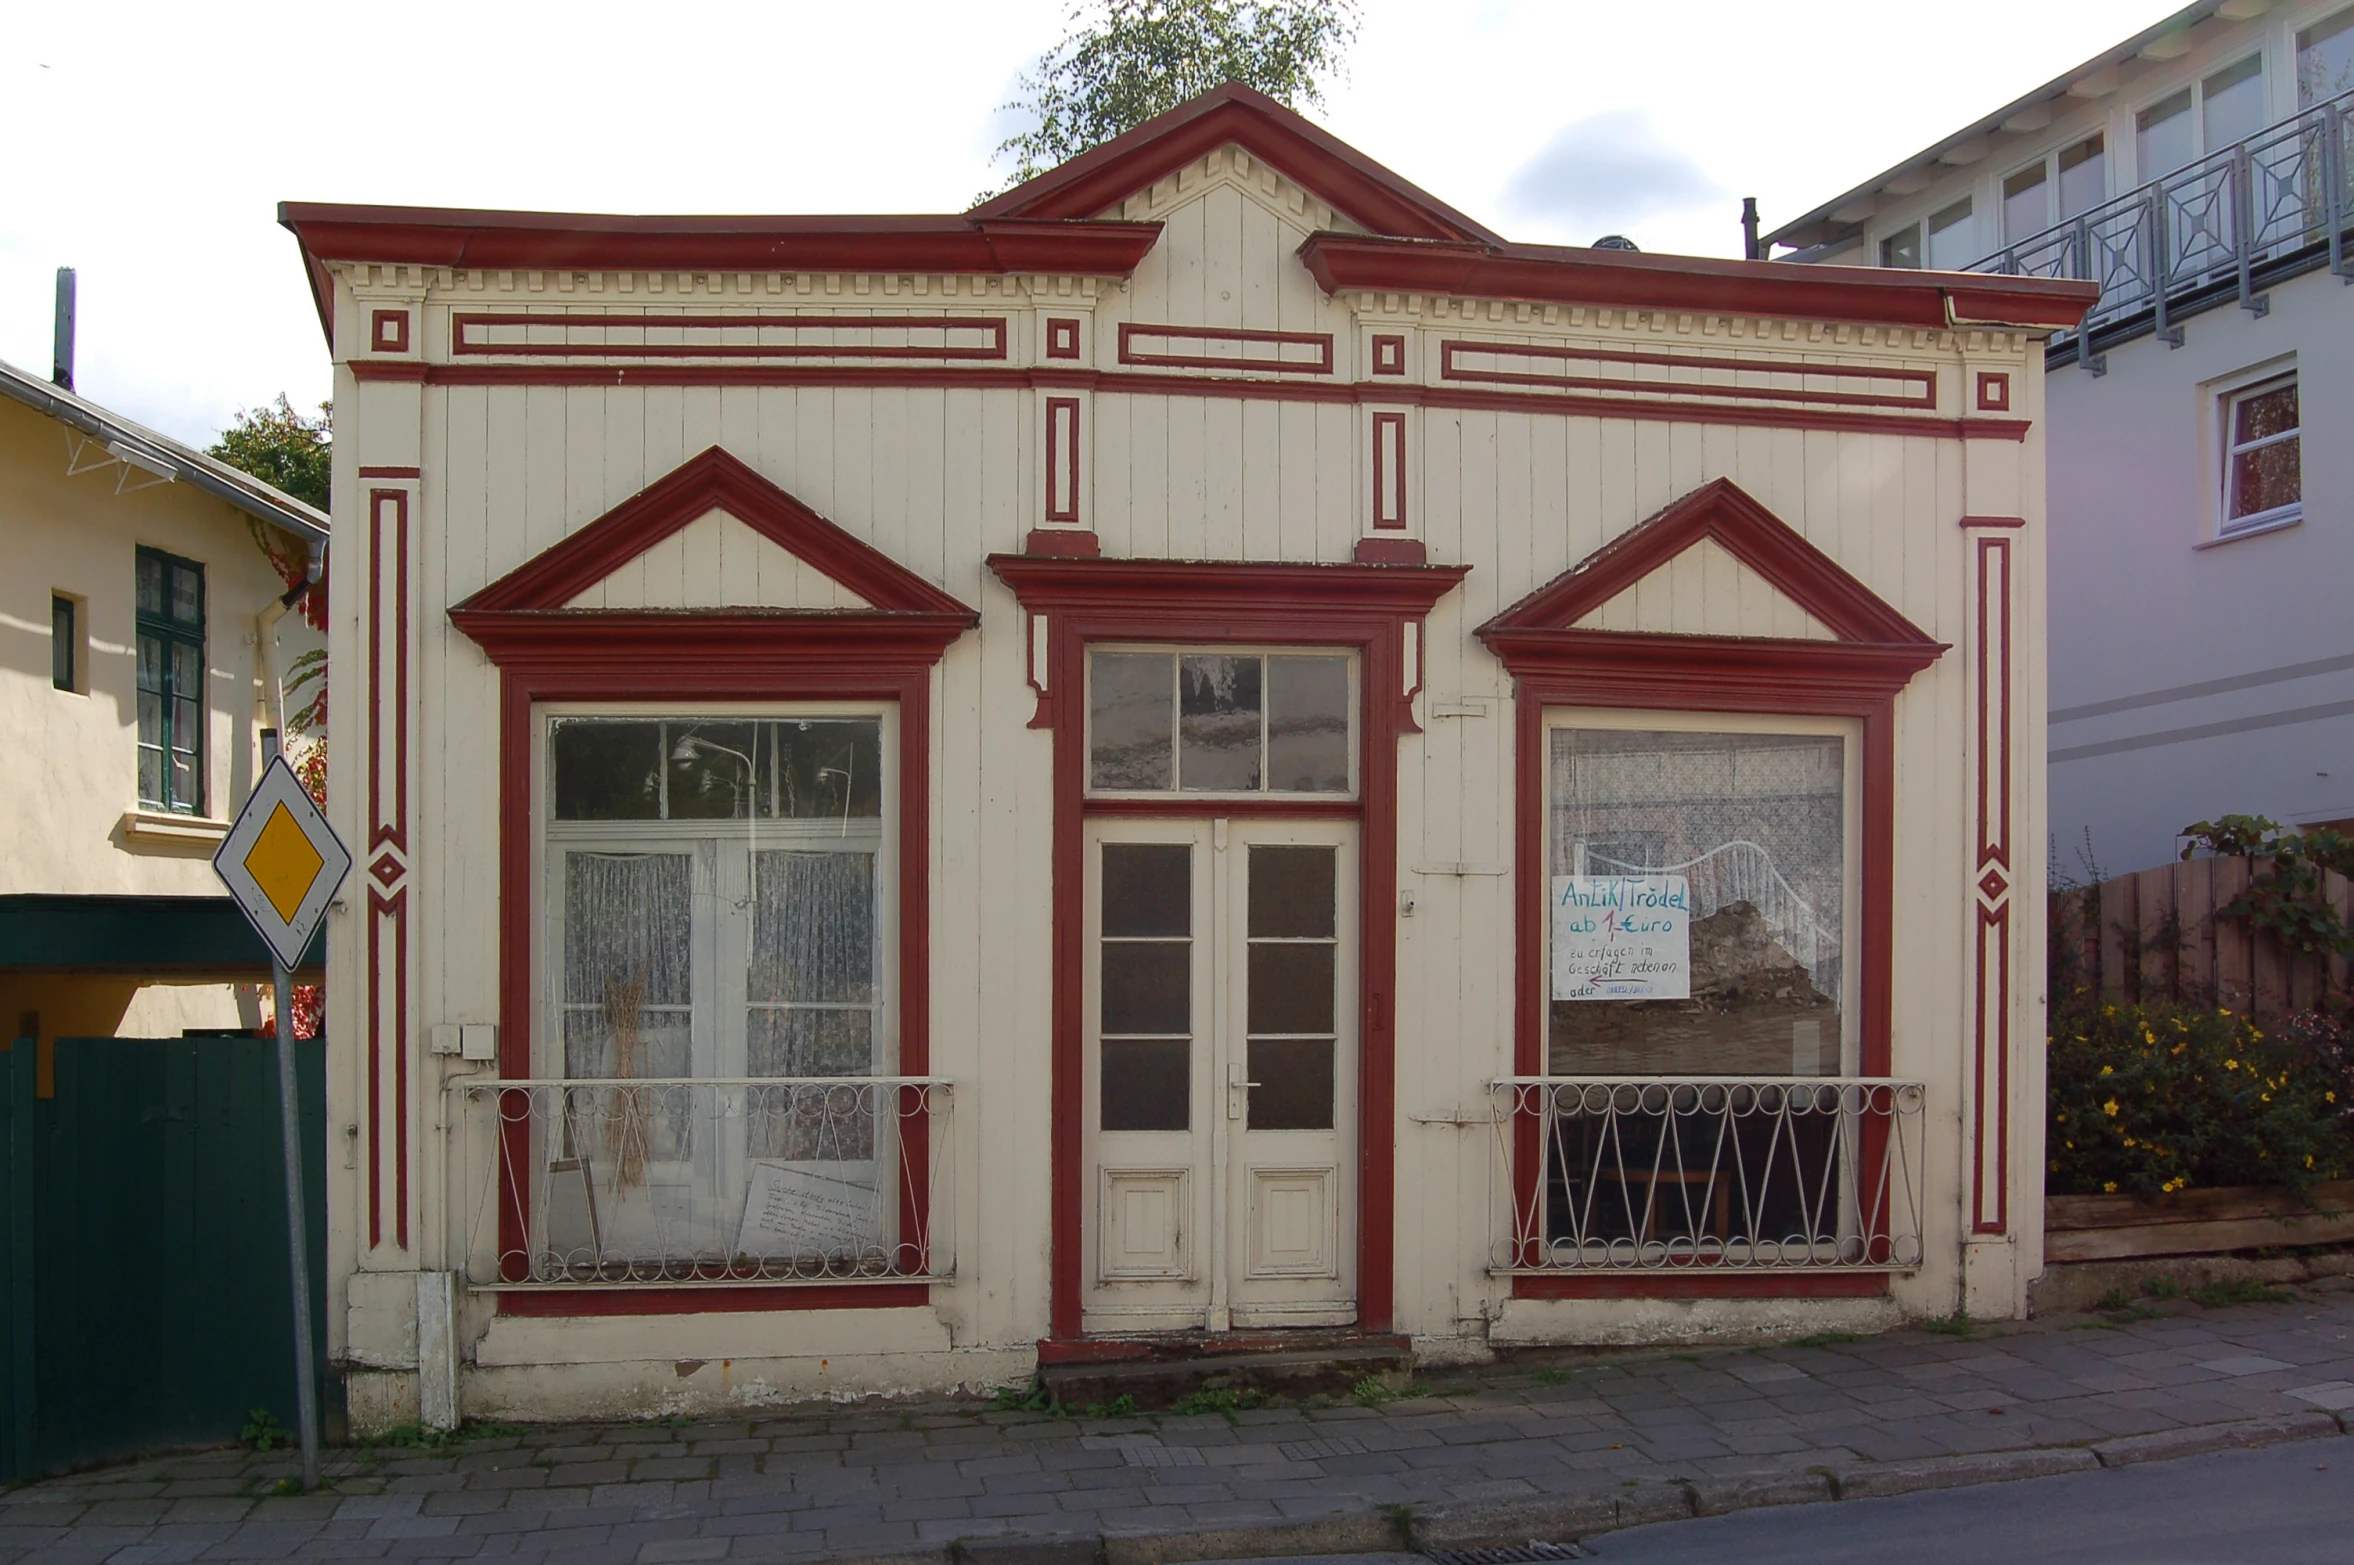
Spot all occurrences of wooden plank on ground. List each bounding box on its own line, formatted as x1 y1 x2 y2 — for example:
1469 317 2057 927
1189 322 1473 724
2048 1207 2354 1263
2047 1180 2354 1232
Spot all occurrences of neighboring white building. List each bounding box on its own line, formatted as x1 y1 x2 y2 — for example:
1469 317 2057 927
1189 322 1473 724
0 351 330 1052
285 86 2094 1428
1770 0 2354 875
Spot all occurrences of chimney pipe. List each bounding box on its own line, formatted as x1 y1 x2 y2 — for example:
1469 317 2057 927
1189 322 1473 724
52 268 76 392
1741 198 1762 262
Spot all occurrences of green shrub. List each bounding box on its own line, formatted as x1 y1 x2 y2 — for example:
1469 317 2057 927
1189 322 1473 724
2047 1001 2350 1198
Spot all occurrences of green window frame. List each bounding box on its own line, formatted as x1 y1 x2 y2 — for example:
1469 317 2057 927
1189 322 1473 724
135 547 206 814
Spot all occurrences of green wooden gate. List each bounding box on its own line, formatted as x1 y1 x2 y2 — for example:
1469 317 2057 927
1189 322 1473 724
0 1035 326 1480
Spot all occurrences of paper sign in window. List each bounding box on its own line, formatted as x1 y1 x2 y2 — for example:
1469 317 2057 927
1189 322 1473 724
1551 875 1692 1001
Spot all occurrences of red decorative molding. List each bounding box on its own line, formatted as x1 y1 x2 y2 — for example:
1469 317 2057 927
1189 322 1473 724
1024 528 1101 558
1439 340 1938 411
1117 323 1334 375
1371 411 1406 530
357 466 421 480
1045 397 1081 524
1959 514 2026 529
370 309 410 354
986 552 1470 1340
451 453 977 1317
1514 1273 1890 1300
451 313 1008 361
497 1283 930 1316
1046 318 1082 360
1479 480 1944 1300
1299 233 2101 334
1976 371 2012 412
970 82 1499 244
345 359 2031 443
1370 335 1406 376
366 488 413 1251
1353 537 1427 566
1969 532 2015 1236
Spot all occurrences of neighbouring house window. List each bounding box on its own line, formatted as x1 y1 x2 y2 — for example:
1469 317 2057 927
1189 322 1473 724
1087 650 1353 795
1926 198 1976 270
51 594 78 692
135 549 204 813
2139 57 2267 181
2301 8 2354 105
540 713 893 1271
1878 223 1921 269
2202 54 2267 151
2222 375 2301 533
1544 721 1856 1079
2003 136 2108 243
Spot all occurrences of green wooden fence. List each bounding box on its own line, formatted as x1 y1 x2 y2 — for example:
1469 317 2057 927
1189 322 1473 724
0 1035 326 1480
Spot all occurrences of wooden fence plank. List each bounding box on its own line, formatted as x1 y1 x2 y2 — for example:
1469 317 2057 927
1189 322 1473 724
2099 874 2132 1002
2210 856 2252 1010
2136 863 2177 1004
2176 855 2215 1005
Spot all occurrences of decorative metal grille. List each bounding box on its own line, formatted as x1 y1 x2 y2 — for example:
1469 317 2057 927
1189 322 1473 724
449 1077 951 1286
1489 1078 1925 1273
1969 87 2354 355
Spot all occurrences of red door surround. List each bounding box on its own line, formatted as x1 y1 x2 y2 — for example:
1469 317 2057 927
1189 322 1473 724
988 553 1469 1339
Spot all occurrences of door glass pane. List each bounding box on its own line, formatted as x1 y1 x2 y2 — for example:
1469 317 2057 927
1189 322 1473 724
2301 8 2354 106
553 721 664 820
1248 944 1335 1034
1249 1038 1334 1131
2139 88 2195 179
1267 656 1349 793
1104 843 1191 937
1249 846 1336 939
1102 1039 1190 1131
2057 136 2106 218
747 1008 872 1080
563 851 694 1080
2003 164 2049 243
1090 653 1174 790
2203 55 2266 152
1179 655 1262 791
1548 728 1846 1077
751 851 875 1004
1101 945 1191 1034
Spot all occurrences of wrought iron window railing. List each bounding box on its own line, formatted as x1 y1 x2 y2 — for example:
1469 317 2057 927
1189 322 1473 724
1967 88 2354 361
1489 1077 1925 1274
449 1076 952 1287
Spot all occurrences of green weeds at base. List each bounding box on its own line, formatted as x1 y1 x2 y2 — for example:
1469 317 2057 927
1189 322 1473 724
1533 1367 1575 1385
1171 1386 1286 1417
357 1419 523 1454
1078 1394 1139 1420
1793 1332 1860 1349
240 1408 289 1452
1922 1312 1976 1339
2190 1277 2295 1308
989 1380 1059 1414
267 1477 303 1497
1351 1375 1424 1408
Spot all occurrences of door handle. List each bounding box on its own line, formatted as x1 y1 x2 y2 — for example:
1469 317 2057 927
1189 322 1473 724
1227 1061 1259 1120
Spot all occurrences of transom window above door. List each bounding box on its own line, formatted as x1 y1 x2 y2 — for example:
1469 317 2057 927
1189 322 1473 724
1087 650 1354 796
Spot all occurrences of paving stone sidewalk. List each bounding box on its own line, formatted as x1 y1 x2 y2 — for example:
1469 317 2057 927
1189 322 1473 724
9 1281 2354 1565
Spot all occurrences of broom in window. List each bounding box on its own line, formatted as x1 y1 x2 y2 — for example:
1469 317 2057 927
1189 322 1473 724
604 975 652 1193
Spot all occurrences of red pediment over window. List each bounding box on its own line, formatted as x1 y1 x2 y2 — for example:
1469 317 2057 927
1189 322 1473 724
1477 478 1944 699
450 446 977 668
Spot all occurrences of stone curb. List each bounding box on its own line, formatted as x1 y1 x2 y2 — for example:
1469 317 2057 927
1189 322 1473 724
2089 1411 2347 1468
1829 1446 2100 1499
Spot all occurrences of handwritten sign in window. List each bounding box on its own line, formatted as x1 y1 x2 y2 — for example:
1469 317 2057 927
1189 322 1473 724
734 1163 880 1258
1551 875 1692 1001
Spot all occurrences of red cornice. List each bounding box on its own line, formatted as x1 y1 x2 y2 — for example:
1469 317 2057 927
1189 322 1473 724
1479 627 1945 704
455 446 974 619
1482 477 1937 648
1297 233 2101 333
448 608 977 672
987 553 1469 618
969 82 1499 245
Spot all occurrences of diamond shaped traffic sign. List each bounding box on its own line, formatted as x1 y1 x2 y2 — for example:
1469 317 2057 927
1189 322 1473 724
215 755 351 972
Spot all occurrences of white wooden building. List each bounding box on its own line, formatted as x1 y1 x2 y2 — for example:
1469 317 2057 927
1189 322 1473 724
285 85 2095 1428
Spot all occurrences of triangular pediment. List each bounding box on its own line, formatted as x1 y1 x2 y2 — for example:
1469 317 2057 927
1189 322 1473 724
1482 478 1935 648
970 82 1499 244
457 447 969 618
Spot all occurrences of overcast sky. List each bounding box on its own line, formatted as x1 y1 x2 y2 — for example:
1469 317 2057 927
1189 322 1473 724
2 0 2176 449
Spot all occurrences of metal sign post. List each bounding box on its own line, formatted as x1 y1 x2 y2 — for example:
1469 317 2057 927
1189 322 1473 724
214 737 350 1492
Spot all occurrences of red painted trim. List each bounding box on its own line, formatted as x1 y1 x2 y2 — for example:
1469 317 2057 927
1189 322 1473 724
1959 514 2027 530
1370 335 1406 376
987 553 1469 1339
365 489 413 1251
1083 796 1361 819
1482 478 1938 649
1046 319 1082 360
969 82 1500 244
1353 537 1427 566
1975 372 2012 412
345 360 2032 444
495 1283 932 1316
1117 323 1335 375
1371 412 1406 529
1045 398 1081 524
370 309 410 354
1971 533 2015 1236
1439 339 1938 411
1023 528 1101 559
452 312 1008 361
358 466 421 480
1512 1272 1890 1300
1298 233 2101 333
456 446 971 618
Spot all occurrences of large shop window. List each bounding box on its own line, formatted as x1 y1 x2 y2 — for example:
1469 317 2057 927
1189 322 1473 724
535 710 904 1279
1545 716 1858 1079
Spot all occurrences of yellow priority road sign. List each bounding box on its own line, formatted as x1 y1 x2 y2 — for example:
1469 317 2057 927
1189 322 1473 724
215 755 351 973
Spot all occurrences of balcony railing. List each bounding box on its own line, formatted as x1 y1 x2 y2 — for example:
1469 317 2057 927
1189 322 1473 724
1489 1077 1925 1274
449 1076 953 1288
1968 87 2354 363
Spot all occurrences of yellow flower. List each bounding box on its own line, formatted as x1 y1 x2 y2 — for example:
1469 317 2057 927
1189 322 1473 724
2100 1065 2115 1076
2225 1060 2239 1071
2104 1099 2120 1117
2103 1181 2119 1193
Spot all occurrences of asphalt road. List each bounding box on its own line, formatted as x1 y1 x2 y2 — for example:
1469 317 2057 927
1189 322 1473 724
1205 1440 2354 1565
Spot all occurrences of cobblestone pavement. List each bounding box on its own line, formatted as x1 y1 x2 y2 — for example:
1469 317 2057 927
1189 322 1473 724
6 1281 2353 1565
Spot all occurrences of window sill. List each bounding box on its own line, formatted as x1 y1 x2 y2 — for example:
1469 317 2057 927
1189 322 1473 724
2197 510 2303 549
119 809 229 849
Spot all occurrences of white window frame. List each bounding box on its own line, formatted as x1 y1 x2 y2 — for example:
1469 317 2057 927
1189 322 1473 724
1082 645 1360 802
1538 707 1865 1080
533 700 899 1086
2214 368 2303 541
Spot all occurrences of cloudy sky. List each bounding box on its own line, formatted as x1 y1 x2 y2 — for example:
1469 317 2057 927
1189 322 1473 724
2 0 2174 448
